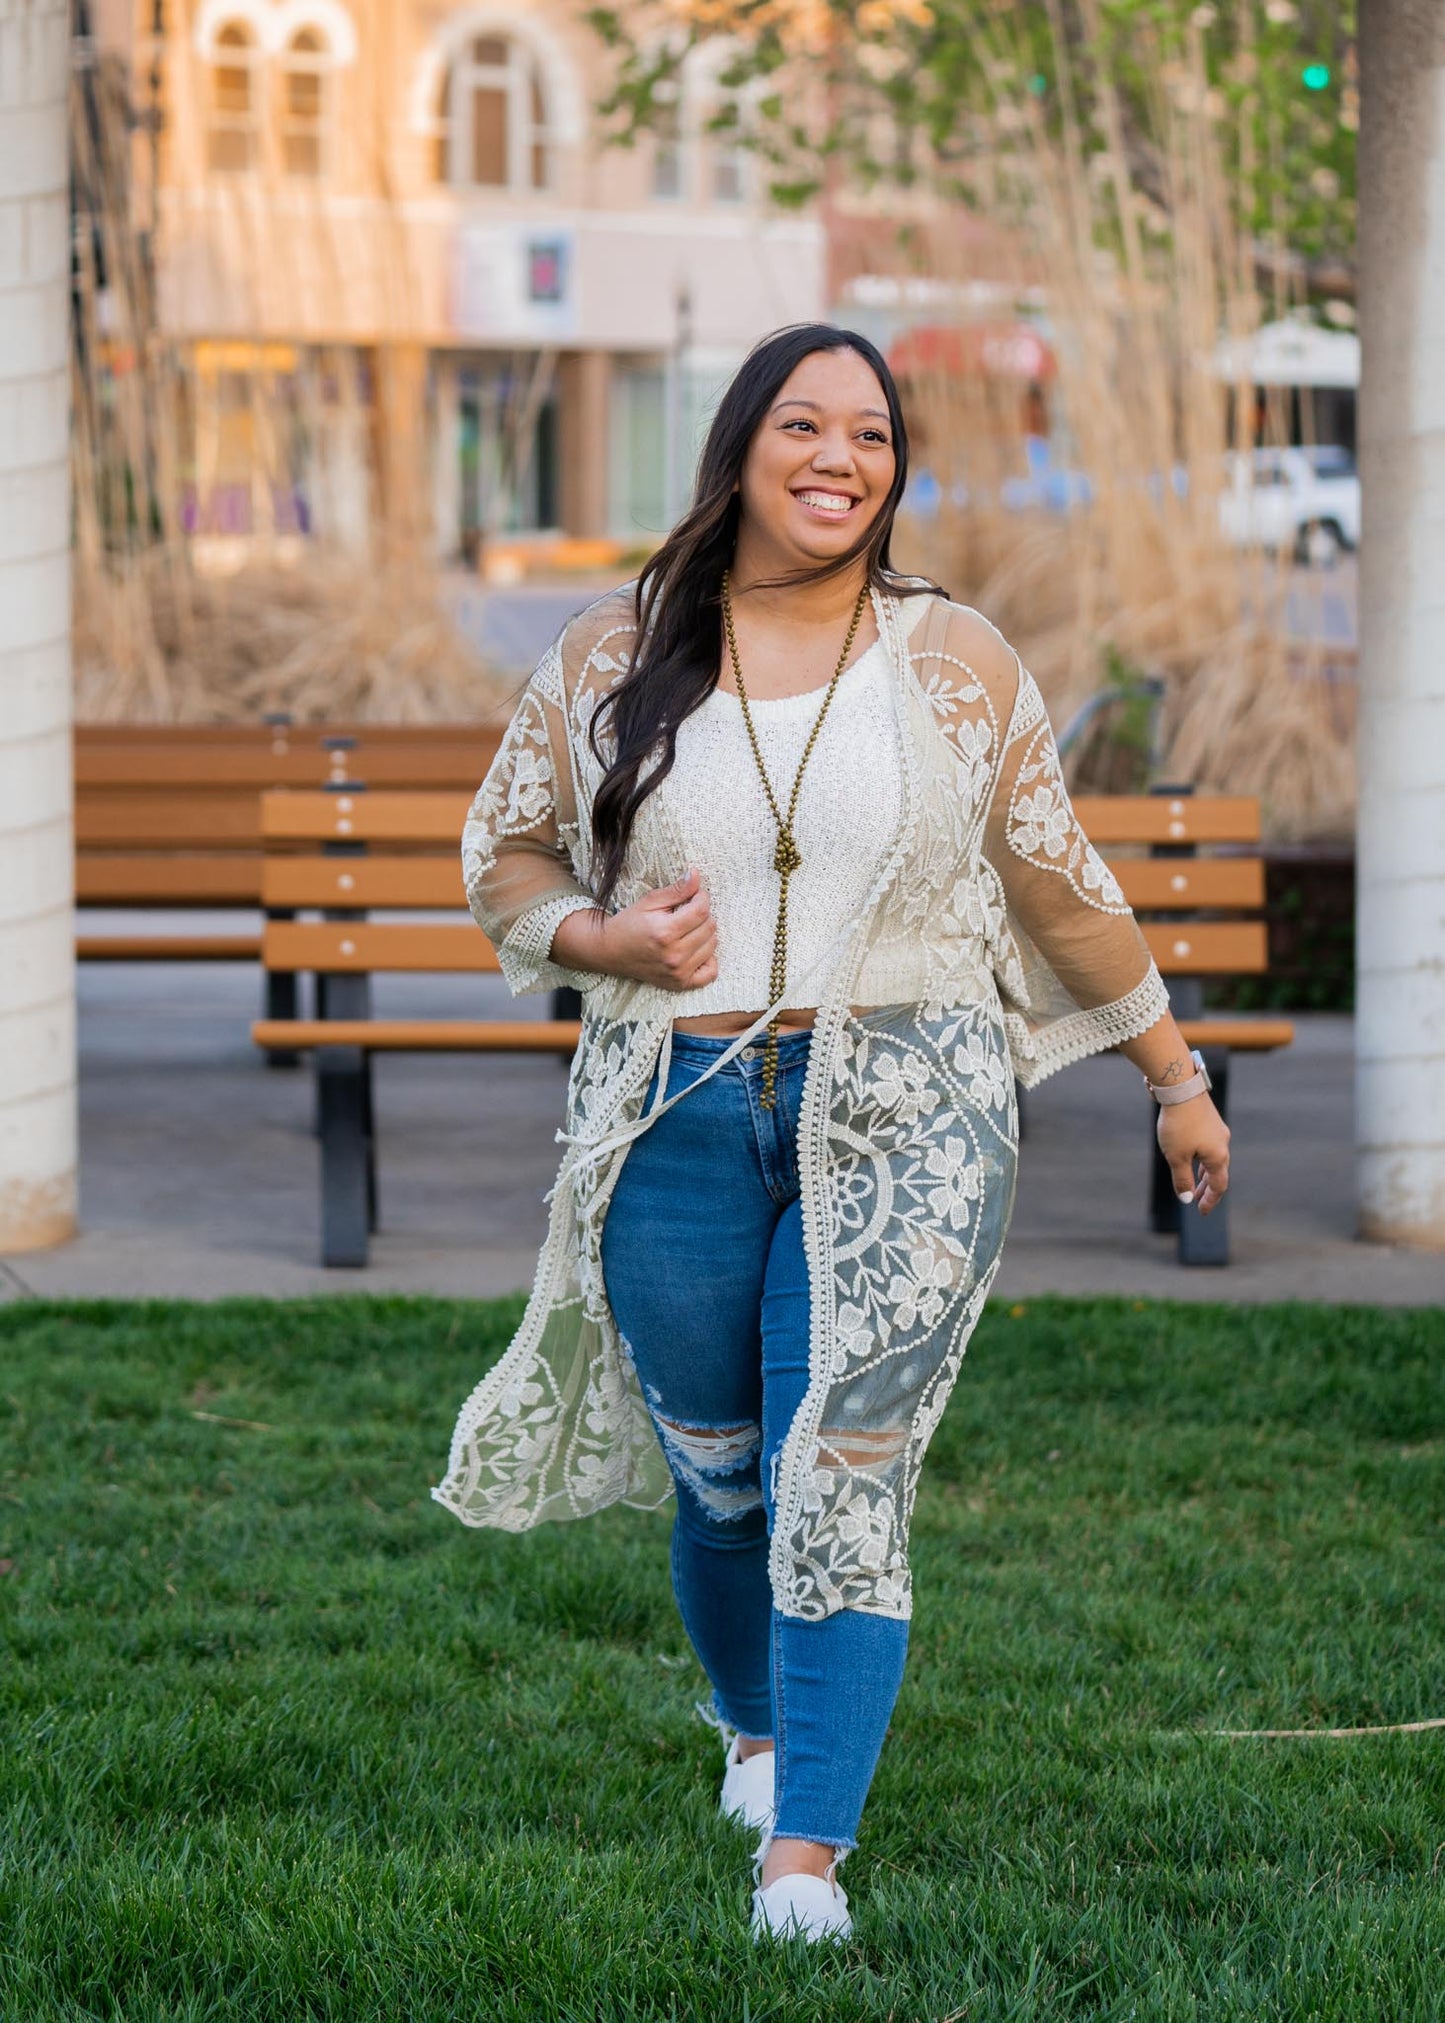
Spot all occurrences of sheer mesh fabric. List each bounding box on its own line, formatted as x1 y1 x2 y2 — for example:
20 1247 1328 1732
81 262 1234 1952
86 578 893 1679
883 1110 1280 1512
461 633 598 996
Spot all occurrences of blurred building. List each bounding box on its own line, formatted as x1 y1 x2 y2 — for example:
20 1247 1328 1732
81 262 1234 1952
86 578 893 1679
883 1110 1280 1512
89 0 824 560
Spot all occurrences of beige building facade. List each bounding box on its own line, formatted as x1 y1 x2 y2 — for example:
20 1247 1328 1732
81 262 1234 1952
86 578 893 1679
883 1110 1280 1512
96 0 825 555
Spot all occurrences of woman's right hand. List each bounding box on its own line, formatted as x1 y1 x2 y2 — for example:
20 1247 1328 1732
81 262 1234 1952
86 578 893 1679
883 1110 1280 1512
551 868 718 992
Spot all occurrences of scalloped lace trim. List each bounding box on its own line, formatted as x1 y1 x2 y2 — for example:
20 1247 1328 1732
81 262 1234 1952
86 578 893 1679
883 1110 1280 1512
498 892 604 996
1010 963 1171 1089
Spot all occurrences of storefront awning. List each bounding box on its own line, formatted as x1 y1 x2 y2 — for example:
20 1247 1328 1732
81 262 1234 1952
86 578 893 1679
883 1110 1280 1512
1213 318 1359 389
888 321 1057 381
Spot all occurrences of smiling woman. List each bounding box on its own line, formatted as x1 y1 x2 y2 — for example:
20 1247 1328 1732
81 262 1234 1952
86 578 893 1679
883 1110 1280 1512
435 323 1232 1945
741 356 897 554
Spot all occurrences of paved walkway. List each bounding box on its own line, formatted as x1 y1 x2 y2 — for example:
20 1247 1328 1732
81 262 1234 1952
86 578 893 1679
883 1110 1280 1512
2 947 1439 1306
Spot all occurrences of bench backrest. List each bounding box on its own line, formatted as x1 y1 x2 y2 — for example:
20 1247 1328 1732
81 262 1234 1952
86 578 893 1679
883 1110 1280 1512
259 787 484 976
75 726 501 907
1074 793 1268 977
255 788 1270 983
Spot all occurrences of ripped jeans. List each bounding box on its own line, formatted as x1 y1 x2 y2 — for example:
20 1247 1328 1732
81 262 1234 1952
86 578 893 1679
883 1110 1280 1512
600 1027 909 1854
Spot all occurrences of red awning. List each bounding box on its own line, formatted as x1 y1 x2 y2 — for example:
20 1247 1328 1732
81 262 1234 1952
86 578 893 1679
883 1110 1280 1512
888 322 1058 381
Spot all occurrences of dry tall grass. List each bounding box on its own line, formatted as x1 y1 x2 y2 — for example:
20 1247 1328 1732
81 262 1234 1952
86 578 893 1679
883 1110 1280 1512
71 551 513 725
880 4 1354 840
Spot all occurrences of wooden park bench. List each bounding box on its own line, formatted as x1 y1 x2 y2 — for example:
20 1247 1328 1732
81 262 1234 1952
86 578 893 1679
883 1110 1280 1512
1078 789 1294 1267
75 722 502 1061
74 722 502 963
249 781 1290 1270
249 787 577 1266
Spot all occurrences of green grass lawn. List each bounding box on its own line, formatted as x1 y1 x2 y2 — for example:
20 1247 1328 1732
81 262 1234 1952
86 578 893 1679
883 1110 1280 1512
0 1295 1441 2022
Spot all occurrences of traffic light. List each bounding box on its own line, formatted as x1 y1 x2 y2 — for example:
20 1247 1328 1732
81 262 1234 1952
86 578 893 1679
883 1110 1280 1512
1301 63 1330 90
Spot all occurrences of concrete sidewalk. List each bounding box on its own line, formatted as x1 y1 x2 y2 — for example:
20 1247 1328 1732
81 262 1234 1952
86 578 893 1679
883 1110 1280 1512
2 947 1440 1306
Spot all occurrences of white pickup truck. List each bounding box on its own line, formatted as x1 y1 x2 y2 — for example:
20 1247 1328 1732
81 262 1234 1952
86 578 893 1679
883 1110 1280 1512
1218 446 1360 566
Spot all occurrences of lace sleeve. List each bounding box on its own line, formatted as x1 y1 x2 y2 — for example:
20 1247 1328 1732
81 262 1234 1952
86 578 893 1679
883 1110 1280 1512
982 660 1170 1081
462 638 603 997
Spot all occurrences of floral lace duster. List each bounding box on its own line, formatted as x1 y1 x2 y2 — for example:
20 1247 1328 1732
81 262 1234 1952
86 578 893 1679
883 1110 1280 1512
432 585 1170 1621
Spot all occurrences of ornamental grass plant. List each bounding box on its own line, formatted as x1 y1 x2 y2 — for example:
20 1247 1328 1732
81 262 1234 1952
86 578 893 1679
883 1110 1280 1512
1 1295 1440 2020
865 4 1358 841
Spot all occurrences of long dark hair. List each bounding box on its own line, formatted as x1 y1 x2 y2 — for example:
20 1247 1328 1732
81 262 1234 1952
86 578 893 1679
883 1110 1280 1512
589 322 931 909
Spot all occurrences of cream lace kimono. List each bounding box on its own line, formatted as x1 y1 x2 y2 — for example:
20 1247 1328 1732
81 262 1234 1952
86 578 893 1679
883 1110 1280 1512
432 584 1170 1621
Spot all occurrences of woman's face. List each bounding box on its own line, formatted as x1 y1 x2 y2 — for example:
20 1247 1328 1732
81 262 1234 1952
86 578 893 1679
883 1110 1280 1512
736 348 897 568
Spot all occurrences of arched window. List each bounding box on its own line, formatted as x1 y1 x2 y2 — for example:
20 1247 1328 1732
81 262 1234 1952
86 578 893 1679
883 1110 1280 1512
208 21 262 173
279 26 331 177
436 35 553 190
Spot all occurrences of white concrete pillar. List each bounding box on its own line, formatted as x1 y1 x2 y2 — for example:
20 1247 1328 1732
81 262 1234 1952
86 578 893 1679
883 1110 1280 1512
1356 0 1445 1248
0 0 75 1251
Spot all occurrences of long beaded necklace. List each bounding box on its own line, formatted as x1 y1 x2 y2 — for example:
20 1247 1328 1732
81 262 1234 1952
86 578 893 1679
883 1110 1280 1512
721 570 870 1108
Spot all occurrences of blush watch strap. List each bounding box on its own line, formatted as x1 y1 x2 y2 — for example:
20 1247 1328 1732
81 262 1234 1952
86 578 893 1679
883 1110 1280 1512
1144 1048 1213 1106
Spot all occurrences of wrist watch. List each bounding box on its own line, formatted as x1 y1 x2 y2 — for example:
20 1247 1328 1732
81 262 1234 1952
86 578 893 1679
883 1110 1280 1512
1144 1048 1213 1107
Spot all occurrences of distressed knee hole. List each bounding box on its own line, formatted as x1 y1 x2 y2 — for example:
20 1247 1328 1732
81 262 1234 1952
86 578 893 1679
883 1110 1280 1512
655 1416 764 1520
817 1425 909 1473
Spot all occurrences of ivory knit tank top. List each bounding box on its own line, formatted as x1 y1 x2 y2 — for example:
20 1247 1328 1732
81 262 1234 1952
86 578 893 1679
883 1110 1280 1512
657 636 905 1016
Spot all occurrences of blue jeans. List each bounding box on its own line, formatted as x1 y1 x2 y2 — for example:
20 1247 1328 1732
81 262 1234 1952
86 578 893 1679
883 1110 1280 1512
600 1028 909 1854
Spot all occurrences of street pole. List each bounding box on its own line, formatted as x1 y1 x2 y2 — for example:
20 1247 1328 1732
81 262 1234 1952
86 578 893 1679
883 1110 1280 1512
666 279 693 526
1356 0 1445 1248
0 0 75 1252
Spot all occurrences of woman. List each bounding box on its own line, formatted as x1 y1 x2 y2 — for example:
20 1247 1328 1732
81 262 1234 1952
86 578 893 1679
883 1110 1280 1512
433 324 1229 1943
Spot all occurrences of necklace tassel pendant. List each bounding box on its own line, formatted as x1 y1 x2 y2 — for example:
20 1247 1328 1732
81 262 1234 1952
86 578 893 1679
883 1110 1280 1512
772 831 802 877
721 570 869 1118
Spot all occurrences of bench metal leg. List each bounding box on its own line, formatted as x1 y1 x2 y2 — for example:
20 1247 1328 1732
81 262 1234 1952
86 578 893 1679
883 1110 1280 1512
262 911 301 1068
311 969 375 1143
318 1044 372 1267
362 1051 378 1233
1176 1047 1230 1266
1149 1118 1180 1235
552 986 582 1066
316 971 373 1023
314 966 377 1265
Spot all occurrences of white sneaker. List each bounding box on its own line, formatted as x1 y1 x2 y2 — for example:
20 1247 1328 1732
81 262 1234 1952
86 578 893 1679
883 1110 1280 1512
718 1737 776 1831
750 1870 852 1943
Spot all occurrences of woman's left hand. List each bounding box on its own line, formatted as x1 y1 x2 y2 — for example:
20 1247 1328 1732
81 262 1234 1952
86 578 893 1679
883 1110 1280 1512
1157 1097 1231 1214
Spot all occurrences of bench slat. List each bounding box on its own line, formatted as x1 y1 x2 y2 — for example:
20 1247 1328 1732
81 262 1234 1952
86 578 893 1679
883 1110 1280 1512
263 920 500 972
76 744 499 789
1143 921 1268 973
79 934 262 961
266 914 1266 978
77 792 265 846
1075 795 1261 845
1177 1017 1295 1051
265 854 1270 917
248 1014 1293 1056
261 790 472 843
77 722 504 749
286 748 494 788
77 853 265 903
79 750 357 789
81 849 1267 914
261 857 465 908
251 1018 579 1053
1111 859 1265 909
